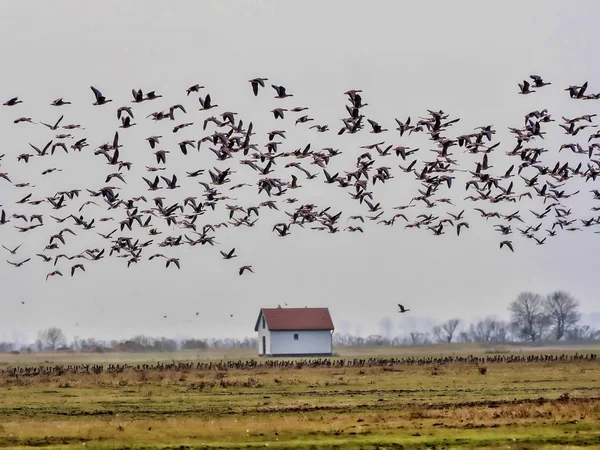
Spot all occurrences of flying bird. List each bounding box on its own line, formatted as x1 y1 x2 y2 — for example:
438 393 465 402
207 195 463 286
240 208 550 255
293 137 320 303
90 86 112 105
398 304 410 313
239 265 254 275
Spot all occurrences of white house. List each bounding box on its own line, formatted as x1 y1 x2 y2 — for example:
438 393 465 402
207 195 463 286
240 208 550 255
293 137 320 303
254 307 334 357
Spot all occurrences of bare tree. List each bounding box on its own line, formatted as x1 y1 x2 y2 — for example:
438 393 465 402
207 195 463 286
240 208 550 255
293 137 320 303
469 319 493 342
457 331 472 343
408 331 430 345
509 292 549 342
432 319 461 343
366 334 388 346
442 318 461 343
468 317 508 342
544 291 580 340
566 325 597 341
37 327 66 351
431 325 445 343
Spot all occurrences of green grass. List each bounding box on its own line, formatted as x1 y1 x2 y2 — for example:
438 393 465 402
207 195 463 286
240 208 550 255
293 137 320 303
1 346 599 449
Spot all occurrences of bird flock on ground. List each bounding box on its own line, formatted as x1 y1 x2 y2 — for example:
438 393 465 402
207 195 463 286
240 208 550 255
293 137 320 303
1 75 600 284
3 352 598 378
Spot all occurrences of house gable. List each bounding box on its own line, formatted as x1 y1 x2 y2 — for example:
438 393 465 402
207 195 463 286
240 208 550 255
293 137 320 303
253 310 268 332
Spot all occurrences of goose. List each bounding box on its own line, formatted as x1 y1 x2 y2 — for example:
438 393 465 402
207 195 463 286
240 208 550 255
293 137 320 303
456 221 470 236
0 210 9 225
46 270 63 281
178 140 196 155
71 264 85 276
145 91 162 101
142 176 161 191
90 86 112 105
273 223 291 236
14 117 35 124
199 94 218 110
529 75 551 88
2 244 22 255
117 106 134 120
166 258 180 269
3 97 22 106
146 136 162 149
398 304 410 313
395 117 413 136
186 84 204 95
310 124 329 132
119 116 136 128
272 84 293 99
41 115 64 130
173 122 193 133
518 80 535 95
220 248 237 259
7 258 30 268
239 265 253 275
51 98 71 106
249 78 268 96
271 108 287 119
295 115 313 125
169 104 186 120
160 174 180 189
367 119 387 133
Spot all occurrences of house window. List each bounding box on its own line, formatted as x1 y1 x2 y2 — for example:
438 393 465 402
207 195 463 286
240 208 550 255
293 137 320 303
294 333 299 340
262 316 265 329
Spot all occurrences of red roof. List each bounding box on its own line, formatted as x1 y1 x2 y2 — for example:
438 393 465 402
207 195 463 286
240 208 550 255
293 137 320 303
254 307 334 331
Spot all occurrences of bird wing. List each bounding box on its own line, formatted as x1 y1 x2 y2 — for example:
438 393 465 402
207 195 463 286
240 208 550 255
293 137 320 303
90 86 102 101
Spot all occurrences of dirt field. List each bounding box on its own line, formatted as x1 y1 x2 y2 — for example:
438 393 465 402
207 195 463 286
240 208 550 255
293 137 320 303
1 344 600 449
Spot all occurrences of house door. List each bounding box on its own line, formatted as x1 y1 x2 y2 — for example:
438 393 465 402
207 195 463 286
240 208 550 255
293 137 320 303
262 336 266 355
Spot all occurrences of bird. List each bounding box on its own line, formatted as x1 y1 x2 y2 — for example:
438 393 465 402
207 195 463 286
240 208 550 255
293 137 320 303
90 86 112 105
518 80 535 95
239 265 254 275
249 78 268 96
0 72 596 287
272 85 293 99
46 270 63 281
166 258 181 269
3 97 23 106
51 98 71 106
2 244 22 255
398 304 410 313
71 264 85 276
7 258 30 267
199 94 218 110
14 117 35 124
220 248 237 259
186 84 205 96
529 75 551 88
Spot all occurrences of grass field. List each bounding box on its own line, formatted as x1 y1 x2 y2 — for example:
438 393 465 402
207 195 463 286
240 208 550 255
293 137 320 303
1 344 600 449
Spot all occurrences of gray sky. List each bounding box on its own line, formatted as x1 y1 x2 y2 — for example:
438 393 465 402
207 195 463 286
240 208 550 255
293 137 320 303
1 0 600 344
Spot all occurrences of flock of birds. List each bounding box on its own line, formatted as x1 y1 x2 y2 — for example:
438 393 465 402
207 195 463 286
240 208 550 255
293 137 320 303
1 74 600 292
3 352 598 378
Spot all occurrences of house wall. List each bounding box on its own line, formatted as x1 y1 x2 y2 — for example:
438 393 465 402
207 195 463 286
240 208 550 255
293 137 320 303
256 312 270 355
269 330 332 356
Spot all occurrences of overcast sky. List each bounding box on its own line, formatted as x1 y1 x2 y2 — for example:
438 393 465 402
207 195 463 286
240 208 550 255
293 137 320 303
1 0 600 345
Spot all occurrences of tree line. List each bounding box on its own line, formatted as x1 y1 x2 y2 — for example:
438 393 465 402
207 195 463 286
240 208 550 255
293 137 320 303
335 290 599 346
0 330 259 353
0 290 597 353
